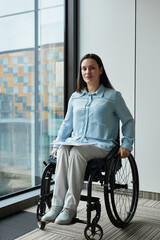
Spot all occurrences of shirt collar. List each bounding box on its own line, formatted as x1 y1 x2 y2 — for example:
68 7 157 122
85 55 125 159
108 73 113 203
81 84 105 97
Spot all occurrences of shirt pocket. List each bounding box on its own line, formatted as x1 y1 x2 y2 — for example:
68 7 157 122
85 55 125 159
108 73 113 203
87 122 108 140
90 107 108 125
90 100 114 125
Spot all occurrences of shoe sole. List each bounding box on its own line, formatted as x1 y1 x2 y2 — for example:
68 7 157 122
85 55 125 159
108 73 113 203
41 219 55 223
55 214 77 225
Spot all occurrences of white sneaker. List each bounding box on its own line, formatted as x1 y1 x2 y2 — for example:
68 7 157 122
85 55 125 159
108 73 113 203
55 208 76 225
41 206 63 222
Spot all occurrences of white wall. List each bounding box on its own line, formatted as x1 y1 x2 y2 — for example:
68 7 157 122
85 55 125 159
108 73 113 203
79 0 135 114
136 0 160 193
78 0 160 193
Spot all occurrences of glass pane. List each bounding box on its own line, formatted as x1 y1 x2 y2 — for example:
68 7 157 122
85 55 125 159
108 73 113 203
39 0 64 9
38 2 64 171
0 12 34 52
0 0 34 16
0 50 35 109
0 50 35 197
0 0 65 198
39 5 64 45
0 111 35 196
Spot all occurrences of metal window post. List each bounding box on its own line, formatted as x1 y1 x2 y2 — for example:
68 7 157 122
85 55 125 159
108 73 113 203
32 0 39 186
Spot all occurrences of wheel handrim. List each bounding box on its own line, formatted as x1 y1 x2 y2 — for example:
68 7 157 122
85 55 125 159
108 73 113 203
111 155 139 223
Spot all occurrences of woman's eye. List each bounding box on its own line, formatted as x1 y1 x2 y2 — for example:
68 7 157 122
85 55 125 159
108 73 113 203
82 66 95 71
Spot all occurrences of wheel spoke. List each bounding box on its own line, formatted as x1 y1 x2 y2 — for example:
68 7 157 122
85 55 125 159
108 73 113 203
104 154 139 227
84 225 103 240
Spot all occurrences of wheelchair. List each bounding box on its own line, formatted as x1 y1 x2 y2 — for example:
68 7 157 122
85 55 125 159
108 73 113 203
36 145 139 240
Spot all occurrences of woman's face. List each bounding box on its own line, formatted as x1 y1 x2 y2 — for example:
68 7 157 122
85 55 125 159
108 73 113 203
81 58 103 86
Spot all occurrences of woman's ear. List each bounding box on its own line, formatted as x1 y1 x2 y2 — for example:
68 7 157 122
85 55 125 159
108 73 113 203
100 67 103 75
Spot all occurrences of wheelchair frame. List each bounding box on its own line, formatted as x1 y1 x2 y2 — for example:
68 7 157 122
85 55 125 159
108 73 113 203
37 145 139 240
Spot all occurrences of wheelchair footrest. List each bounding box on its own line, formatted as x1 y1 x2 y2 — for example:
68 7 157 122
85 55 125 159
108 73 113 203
80 195 100 203
72 218 87 225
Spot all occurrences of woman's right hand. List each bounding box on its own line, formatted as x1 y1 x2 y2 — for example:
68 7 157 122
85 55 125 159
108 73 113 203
51 147 58 155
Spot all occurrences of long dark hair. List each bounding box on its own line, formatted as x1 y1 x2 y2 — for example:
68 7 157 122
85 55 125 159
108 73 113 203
76 53 114 92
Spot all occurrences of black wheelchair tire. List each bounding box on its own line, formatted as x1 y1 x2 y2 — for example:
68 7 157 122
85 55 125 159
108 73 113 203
44 171 52 209
37 202 46 230
84 224 103 240
36 164 54 227
104 154 139 228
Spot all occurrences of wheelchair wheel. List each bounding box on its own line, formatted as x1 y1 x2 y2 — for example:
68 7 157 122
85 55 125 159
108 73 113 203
37 163 54 229
104 154 139 228
37 203 46 230
43 166 53 209
84 224 103 240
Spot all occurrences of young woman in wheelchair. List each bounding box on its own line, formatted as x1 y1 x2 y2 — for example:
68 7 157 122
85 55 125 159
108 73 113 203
41 53 134 225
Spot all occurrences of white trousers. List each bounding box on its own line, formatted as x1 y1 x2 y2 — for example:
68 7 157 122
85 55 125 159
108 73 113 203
52 145 109 210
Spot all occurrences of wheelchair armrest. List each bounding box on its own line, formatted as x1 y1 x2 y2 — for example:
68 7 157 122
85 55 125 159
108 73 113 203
106 145 119 160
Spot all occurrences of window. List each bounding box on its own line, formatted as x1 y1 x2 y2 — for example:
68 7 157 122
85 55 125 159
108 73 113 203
0 0 65 197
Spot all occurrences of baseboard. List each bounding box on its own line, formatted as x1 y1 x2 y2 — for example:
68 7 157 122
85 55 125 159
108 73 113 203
83 183 160 201
0 189 40 219
138 190 160 201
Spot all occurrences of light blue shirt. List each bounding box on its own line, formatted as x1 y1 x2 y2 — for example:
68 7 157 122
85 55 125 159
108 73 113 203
54 84 135 152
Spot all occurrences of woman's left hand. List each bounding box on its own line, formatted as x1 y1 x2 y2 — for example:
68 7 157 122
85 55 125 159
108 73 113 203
117 147 130 158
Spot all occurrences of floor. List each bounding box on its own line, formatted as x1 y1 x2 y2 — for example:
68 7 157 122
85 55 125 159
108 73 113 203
1 190 160 240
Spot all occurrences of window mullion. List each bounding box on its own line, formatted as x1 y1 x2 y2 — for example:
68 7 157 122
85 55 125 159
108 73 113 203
33 0 39 186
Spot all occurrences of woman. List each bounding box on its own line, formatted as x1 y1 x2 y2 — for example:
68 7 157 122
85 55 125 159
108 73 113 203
41 53 134 225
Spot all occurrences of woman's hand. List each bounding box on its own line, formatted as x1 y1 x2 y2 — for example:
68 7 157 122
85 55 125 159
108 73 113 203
117 147 130 158
51 147 58 155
